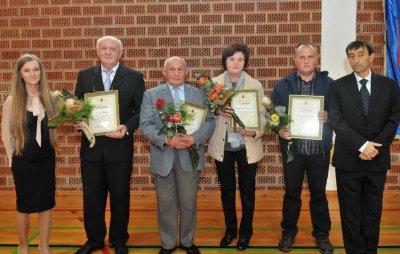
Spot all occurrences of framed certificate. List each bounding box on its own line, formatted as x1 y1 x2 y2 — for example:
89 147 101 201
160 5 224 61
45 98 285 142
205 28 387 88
229 90 261 131
185 102 207 135
84 90 120 136
288 95 324 140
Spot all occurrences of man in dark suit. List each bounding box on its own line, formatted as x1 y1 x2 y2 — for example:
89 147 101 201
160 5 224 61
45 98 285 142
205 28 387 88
140 56 215 254
330 40 400 254
74 36 145 254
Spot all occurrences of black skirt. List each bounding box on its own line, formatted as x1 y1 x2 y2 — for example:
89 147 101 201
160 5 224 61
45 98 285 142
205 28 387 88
12 157 55 213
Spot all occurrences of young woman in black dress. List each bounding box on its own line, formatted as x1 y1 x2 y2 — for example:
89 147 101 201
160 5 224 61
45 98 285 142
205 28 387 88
1 54 57 254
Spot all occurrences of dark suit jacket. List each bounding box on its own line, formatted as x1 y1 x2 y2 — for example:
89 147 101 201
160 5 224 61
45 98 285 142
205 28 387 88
75 64 145 162
329 72 400 172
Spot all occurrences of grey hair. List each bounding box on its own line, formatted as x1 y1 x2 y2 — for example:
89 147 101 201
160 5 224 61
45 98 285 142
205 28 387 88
96 36 123 51
163 56 186 69
295 42 318 56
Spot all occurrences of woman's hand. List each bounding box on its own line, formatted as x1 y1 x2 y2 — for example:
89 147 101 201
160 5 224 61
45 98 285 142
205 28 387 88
217 105 234 118
240 129 256 137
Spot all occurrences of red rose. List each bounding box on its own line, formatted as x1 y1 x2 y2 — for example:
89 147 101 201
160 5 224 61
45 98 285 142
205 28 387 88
155 98 165 110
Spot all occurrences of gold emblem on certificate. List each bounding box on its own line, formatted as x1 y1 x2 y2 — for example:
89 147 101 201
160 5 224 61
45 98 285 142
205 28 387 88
288 95 323 140
229 90 261 131
84 90 120 136
185 102 207 135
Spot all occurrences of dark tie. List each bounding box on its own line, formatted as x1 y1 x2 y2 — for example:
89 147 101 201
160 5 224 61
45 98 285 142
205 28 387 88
359 79 369 113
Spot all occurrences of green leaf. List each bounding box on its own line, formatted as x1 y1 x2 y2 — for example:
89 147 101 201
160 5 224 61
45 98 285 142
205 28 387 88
189 149 199 170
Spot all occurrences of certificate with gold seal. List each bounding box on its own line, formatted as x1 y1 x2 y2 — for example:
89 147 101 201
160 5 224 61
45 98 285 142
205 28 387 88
84 90 120 136
288 95 323 140
185 102 207 135
229 90 261 131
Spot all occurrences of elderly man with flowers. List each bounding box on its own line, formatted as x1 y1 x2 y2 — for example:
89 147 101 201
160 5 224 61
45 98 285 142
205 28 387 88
271 42 334 254
140 56 215 254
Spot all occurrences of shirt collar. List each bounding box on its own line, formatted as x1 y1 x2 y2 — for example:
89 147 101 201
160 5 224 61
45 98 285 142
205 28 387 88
167 83 185 92
354 69 372 83
101 62 119 73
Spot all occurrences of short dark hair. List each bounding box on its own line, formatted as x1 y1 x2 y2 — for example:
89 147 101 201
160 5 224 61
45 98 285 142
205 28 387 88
346 40 374 56
221 43 249 71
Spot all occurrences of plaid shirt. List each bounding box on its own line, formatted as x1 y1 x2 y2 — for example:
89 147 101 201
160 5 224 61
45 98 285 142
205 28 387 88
295 73 323 155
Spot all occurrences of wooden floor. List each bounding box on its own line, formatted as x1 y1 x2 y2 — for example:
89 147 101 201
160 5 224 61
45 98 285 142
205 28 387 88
0 191 399 254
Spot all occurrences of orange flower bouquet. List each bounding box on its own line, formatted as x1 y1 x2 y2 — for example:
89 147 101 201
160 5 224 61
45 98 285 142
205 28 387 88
48 89 95 148
195 73 245 129
155 98 199 169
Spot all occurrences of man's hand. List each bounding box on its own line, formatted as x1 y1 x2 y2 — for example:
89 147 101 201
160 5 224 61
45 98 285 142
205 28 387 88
278 128 291 140
180 134 195 148
318 110 328 123
165 133 189 149
105 125 128 139
359 153 372 160
361 141 382 159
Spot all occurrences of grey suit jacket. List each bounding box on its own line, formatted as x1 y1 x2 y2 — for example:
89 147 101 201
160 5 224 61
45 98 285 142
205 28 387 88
140 83 215 177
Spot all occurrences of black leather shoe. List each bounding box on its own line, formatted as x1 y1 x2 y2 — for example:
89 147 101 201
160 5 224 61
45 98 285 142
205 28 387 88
314 233 334 254
114 245 128 254
278 235 295 252
181 244 201 254
237 238 249 251
158 247 176 254
220 234 237 247
74 244 104 254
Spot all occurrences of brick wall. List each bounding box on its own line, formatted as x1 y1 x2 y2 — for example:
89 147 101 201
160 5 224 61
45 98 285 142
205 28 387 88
1 0 399 191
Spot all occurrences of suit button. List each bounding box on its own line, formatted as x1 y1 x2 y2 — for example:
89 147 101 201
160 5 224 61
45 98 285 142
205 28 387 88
222 139 225 141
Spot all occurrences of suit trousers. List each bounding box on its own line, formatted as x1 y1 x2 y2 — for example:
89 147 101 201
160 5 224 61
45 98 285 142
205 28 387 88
281 153 331 237
336 168 387 254
154 151 200 249
80 158 132 247
215 148 257 240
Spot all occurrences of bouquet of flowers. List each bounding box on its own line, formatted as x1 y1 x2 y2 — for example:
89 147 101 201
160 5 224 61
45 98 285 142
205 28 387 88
195 73 245 129
155 98 199 170
48 89 95 148
262 96 294 163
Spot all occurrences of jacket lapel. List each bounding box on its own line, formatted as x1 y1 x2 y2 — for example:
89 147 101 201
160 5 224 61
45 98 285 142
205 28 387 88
368 73 379 118
111 64 126 90
184 84 194 103
159 84 174 104
92 66 104 92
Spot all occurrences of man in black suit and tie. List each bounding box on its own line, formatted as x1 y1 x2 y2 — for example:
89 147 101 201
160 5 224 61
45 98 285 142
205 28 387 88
74 36 145 254
330 40 400 254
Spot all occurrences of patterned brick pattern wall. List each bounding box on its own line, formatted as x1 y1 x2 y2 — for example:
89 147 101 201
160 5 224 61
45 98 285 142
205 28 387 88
1 0 398 191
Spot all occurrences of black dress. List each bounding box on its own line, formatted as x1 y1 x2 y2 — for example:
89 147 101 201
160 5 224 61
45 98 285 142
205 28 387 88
11 111 55 213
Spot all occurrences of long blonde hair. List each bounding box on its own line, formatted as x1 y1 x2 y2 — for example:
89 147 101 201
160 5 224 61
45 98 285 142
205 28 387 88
11 54 57 155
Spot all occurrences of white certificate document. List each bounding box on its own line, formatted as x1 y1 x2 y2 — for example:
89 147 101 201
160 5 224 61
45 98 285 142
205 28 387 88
85 90 120 136
229 90 260 130
185 102 207 135
288 95 323 140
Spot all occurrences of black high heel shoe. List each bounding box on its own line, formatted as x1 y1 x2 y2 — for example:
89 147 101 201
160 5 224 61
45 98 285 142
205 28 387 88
220 234 237 247
237 238 250 251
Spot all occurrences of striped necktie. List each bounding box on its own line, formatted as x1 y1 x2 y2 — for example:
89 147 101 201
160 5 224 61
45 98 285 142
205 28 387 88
359 79 369 113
